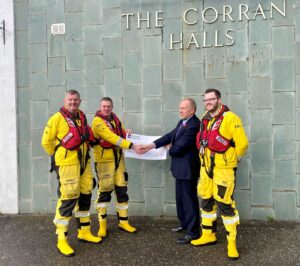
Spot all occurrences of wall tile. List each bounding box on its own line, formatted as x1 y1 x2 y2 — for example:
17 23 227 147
163 50 182 81
47 0 65 28
128 172 145 202
29 15 46 43
184 65 204 95
274 159 296 190
66 41 84 71
163 82 182 111
272 92 295 124
249 44 271 77
32 184 50 212
250 141 272 173
145 188 164 215
103 38 121 68
250 109 272 141
47 57 66 86
123 52 142 82
272 58 295 92
144 161 164 188
274 192 297 220
124 83 143 112
272 26 294 58
249 77 272 109
84 55 104 84
32 157 50 185
143 66 162 96
235 190 251 219
83 25 102 55
32 101 48 129
251 174 273 206
227 62 248 93
83 0 102 25
273 125 295 158
16 31 29 59
103 8 121 37
251 207 274 220
143 36 162 66
65 12 83 41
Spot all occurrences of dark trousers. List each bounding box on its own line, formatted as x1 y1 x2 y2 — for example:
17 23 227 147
175 178 200 238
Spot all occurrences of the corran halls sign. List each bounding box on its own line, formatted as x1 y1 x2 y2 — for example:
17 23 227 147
122 1 287 49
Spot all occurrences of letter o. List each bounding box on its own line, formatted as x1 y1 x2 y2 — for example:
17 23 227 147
202 7 218 24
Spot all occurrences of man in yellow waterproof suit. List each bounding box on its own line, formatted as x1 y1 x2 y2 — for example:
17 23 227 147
92 97 140 238
191 88 248 260
41 90 101 257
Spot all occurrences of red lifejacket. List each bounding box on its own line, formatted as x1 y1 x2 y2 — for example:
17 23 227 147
197 105 234 154
58 107 94 150
94 111 126 149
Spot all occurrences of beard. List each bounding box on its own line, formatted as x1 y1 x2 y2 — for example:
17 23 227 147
206 102 220 114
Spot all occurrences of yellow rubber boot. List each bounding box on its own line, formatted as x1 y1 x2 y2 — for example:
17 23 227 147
191 208 217 246
77 226 102 243
116 203 136 233
95 203 108 238
55 222 74 257
118 220 136 233
227 239 239 260
57 237 75 257
98 219 107 238
191 229 217 246
222 214 239 260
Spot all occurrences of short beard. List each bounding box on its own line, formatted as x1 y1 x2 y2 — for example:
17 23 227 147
208 103 220 116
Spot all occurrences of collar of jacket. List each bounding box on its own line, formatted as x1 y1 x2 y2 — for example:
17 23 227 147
202 105 230 121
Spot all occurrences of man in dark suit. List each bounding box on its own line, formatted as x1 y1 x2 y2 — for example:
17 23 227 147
140 98 200 244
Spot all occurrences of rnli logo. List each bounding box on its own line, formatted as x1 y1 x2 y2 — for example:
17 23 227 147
62 132 73 143
216 136 228 145
212 120 221 130
66 117 75 127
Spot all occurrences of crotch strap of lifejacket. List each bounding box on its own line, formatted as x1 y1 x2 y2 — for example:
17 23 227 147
200 152 215 179
77 145 91 175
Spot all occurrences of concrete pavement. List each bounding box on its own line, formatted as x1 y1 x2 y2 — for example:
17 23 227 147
0 215 299 266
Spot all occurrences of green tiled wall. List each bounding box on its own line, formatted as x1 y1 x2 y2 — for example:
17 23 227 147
16 0 300 220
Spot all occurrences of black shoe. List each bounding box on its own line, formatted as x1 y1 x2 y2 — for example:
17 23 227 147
177 234 196 244
171 226 185 233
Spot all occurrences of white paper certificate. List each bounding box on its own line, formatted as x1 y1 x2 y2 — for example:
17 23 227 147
124 134 167 160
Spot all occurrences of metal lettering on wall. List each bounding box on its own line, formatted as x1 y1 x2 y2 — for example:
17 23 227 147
121 1 286 50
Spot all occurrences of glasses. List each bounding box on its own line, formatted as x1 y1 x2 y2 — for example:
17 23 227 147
203 98 219 103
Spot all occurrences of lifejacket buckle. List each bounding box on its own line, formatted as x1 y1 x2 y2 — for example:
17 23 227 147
201 140 207 148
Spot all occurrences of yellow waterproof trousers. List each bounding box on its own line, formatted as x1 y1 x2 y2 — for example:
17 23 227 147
53 161 93 237
94 158 130 222
197 166 239 237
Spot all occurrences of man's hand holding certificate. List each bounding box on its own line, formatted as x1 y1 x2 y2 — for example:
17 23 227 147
125 134 167 160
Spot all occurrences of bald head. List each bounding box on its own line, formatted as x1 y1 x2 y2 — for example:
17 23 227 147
179 98 196 120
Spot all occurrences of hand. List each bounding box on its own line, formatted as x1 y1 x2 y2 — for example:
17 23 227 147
131 144 142 154
135 143 155 154
126 129 132 137
164 144 172 150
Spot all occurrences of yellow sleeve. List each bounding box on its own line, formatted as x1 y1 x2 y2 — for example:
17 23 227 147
41 113 60 156
92 116 132 149
229 113 248 159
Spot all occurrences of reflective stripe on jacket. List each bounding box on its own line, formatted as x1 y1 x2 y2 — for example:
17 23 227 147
92 115 131 163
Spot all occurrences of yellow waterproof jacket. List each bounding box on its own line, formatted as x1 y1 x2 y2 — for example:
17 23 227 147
41 111 89 166
92 116 132 163
200 110 248 169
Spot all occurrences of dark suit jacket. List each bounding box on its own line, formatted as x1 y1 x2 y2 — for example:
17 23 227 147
154 115 200 180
